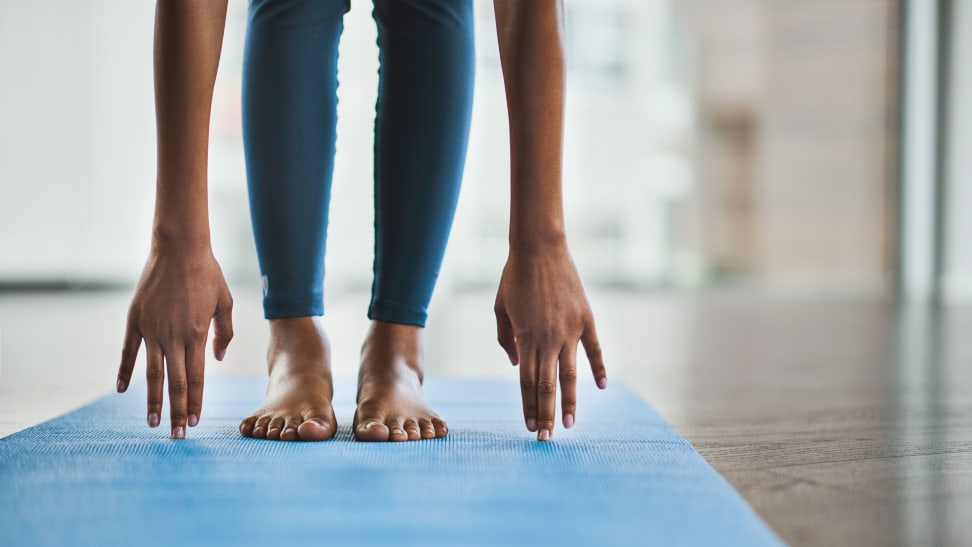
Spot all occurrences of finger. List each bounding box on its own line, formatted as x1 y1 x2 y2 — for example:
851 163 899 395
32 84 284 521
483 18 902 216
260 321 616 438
165 346 188 439
536 348 558 441
494 306 519 365
145 341 165 429
212 289 234 361
559 343 578 428
185 340 205 427
117 321 142 393
581 323 607 389
519 344 539 433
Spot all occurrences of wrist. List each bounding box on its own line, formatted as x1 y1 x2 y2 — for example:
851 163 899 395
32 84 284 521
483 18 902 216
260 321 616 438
508 229 568 256
151 223 212 257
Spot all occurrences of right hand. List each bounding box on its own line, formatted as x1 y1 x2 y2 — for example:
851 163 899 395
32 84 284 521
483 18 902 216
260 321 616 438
116 244 234 438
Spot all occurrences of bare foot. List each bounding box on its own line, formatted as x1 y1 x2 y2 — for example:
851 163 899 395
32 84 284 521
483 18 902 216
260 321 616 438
239 317 337 442
353 321 448 442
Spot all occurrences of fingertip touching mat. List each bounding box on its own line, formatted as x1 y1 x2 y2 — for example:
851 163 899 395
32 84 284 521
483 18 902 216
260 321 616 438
1 377 781 546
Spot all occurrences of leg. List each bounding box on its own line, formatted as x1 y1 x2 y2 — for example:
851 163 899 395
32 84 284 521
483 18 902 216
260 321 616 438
240 0 349 441
354 0 475 441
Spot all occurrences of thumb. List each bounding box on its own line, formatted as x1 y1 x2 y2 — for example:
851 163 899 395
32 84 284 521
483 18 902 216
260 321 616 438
212 289 234 361
494 305 519 366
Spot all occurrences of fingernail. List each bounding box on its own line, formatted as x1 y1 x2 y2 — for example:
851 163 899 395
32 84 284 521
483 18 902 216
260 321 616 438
148 413 159 428
171 426 185 439
526 418 537 432
538 429 551 441
217 349 226 361
116 379 126 393
598 377 608 389
564 414 575 428
188 414 198 427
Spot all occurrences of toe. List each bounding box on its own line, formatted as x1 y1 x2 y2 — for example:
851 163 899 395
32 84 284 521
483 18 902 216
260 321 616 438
280 416 301 442
419 418 436 439
431 417 449 438
297 417 333 442
266 417 284 440
239 415 258 438
404 419 421 441
387 418 407 442
252 415 271 438
354 411 391 442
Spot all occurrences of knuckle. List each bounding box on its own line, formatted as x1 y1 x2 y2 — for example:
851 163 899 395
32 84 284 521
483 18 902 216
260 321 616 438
559 368 578 383
169 379 188 395
537 381 557 395
519 376 538 391
538 418 556 430
188 375 204 389
586 343 603 359
146 367 164 382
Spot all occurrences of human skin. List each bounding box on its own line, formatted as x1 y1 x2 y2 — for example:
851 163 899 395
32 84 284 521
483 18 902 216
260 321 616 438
493 0 607 440
115 0 233 440
117 0 606 442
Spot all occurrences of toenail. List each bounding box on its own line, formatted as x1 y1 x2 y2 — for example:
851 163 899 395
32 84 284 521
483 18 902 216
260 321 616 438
188 414 199 427
564 414 574 428
538 429 551 441
148 413 159 428
172 426 185 439
526 418 537 432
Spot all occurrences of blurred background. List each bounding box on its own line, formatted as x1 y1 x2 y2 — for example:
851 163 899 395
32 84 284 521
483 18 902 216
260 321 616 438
1 1 971 545
5 0 961 297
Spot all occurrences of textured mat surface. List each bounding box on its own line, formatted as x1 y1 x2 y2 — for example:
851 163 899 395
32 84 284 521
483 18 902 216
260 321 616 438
0 377 780 546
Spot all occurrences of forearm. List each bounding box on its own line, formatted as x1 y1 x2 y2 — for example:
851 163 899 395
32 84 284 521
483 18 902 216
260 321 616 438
151 0 227 252
494 0 567 253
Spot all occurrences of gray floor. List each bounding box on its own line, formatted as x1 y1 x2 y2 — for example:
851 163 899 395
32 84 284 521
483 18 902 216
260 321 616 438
1 288 970 546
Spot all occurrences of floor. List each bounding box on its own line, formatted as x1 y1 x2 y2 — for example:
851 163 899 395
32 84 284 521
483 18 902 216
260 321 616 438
1 288 970 546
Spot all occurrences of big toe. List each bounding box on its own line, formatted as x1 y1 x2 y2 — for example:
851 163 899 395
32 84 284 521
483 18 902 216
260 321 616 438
354 415 391 442
297 417 334 442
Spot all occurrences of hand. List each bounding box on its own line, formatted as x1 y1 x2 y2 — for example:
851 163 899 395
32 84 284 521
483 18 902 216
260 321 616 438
116 244 234 438
494 243 606 441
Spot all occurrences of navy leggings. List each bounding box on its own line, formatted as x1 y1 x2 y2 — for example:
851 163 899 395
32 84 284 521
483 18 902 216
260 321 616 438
242 0 474 326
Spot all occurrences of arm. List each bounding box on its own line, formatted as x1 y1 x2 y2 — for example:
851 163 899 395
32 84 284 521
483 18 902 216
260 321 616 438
116 0 232 440
493 0 607 441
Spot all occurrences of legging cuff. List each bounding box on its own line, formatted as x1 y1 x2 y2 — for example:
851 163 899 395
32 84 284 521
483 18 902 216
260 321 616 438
367 299 427 327
263 295 324 319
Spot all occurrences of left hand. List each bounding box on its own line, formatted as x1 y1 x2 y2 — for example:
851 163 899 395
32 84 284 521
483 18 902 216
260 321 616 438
494 243 607 441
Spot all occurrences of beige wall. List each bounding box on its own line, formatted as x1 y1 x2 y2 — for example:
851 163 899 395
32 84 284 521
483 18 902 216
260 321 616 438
685 0 898 291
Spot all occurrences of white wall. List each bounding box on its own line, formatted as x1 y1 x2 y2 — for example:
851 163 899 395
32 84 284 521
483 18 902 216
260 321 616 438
942 0 972 302
0 1 157 284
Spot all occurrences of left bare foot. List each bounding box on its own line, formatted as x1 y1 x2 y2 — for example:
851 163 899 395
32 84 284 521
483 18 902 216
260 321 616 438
353 321 448 442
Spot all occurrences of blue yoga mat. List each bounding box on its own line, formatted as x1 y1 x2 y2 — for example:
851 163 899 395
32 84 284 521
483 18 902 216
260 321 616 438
0 377 780 546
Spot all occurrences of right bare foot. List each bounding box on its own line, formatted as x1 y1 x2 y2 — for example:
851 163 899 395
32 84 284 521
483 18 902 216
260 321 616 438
239 317 337 442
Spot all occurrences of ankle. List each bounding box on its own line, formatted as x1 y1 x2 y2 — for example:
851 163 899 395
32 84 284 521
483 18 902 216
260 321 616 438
361 320 424 360
360 320 425 381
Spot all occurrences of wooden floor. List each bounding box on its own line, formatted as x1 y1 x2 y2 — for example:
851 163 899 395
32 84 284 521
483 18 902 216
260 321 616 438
1 288 970 546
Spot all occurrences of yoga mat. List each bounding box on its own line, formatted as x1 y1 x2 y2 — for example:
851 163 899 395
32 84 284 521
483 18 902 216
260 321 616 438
0 377 781 547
